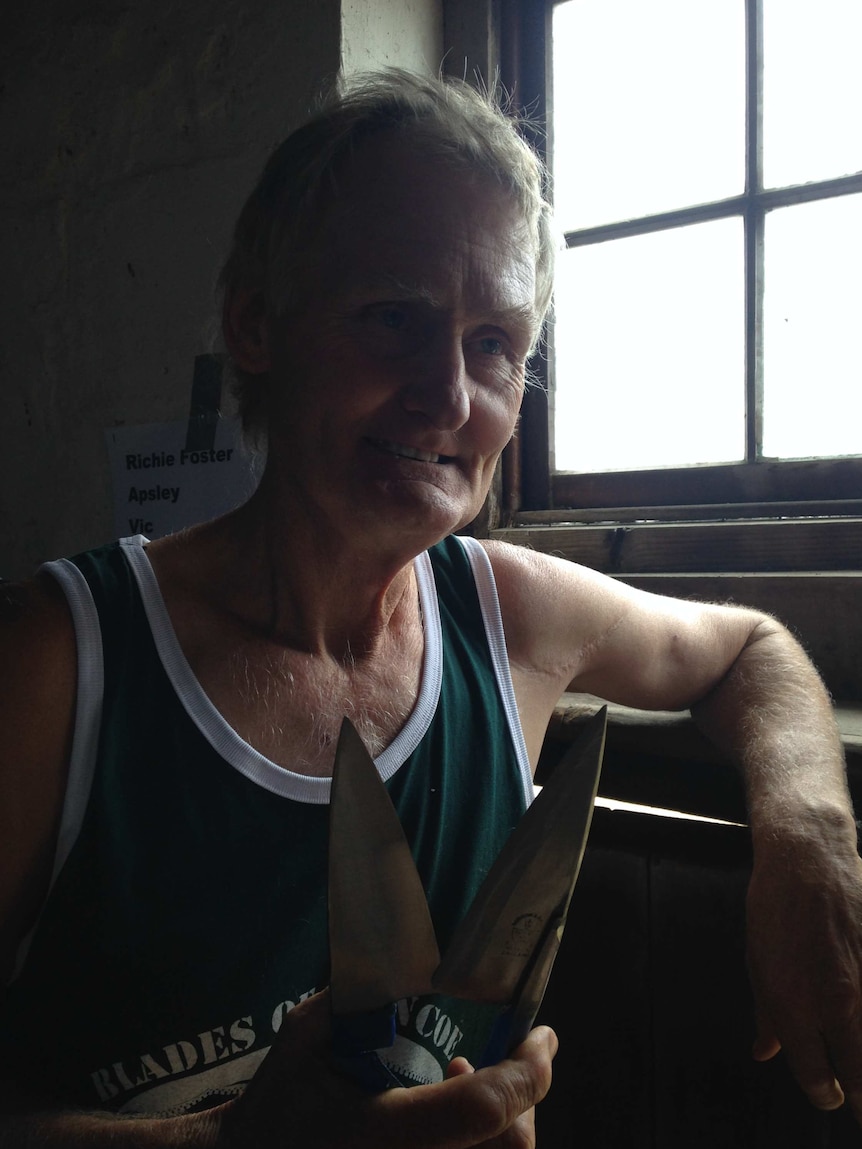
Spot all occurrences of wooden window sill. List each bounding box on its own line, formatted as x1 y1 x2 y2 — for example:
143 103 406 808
541 693 862 825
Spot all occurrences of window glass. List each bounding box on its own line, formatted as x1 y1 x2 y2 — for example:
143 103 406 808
763 0 862 189
552 0 745 231
763 193 862 459
553 217 745 473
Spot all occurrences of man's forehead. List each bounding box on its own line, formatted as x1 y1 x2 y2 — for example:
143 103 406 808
328 137 529 249
332 266 538 336
309 138 539 329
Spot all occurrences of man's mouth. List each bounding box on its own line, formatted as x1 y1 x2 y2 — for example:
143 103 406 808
373 438 454 464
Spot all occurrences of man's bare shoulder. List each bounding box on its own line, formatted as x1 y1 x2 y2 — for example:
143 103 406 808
475 539 614 684
478 536 619 586
478 538 772 711
477 538 623 633
0 571 77 677
477 537 761 636
0 572 77 980
478 537 581 590
0 569 78 777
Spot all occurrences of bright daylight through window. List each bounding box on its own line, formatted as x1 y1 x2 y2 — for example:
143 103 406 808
550 0 862 477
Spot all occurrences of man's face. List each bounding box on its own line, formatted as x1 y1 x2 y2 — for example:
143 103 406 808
263 135 539 551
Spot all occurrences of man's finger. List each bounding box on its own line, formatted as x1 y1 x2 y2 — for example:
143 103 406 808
820 1020 862 1123
751 1001 782 1063
779 1023 845 1112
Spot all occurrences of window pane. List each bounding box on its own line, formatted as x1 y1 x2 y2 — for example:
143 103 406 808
763 0 862 189
763 194 862 459
553 218 744 473
552 0 745 231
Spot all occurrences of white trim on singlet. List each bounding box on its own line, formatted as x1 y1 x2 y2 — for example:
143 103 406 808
10 558 105 982
38 559 105 880
454 536 535 810
118 536 443 805
22 535 531 935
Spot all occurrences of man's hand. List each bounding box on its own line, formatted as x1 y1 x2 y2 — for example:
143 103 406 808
213 990 557 1149
746 817 862 1125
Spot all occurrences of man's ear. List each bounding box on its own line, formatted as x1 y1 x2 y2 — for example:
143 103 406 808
223 288 271 374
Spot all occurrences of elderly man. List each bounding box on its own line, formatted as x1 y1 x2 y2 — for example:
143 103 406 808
1 70 861 1147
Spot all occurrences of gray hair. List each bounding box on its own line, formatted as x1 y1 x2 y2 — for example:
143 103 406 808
220 68 555 434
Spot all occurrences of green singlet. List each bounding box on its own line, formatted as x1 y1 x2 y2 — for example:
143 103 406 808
0 534 533 1115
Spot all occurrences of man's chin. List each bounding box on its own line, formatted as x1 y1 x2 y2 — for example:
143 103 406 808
377 495 477 547
338 472 487 549
372 476 468 518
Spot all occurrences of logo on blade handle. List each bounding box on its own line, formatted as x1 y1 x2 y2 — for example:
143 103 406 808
503 913 544 958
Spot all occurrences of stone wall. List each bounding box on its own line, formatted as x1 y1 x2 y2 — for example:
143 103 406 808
1 0 442 577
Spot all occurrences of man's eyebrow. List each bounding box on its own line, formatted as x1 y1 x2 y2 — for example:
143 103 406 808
484 303 540 331
355 274 538 331
354 273 442 306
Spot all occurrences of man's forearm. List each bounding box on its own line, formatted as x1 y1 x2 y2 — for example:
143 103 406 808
690 615 855 845
691 613 862 1121
0 1105 221 1149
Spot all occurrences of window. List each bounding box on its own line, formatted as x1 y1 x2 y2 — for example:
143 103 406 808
502 0 862 517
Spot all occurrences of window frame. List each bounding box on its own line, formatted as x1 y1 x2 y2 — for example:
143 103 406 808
499 0 862 521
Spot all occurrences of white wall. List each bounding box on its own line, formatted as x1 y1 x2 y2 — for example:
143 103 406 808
0 0 443 578
342 0 442 75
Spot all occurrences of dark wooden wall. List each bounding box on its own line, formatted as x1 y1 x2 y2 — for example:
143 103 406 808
534 803 862 1148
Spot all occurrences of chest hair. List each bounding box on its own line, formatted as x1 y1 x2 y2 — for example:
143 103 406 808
204 622 424 776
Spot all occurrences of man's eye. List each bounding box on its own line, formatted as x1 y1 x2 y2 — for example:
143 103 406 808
355 304 425 357
478 336 505 356
377 307 408 330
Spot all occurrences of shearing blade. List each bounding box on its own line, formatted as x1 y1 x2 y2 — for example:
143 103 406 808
328 717 441 1018
432 706 607 1044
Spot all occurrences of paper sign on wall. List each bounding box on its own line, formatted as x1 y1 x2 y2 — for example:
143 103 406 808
105 417 260 541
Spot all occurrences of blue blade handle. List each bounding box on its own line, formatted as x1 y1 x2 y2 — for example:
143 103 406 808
477 1007 515 1069
477 916 565 1069
331 1004 404 1092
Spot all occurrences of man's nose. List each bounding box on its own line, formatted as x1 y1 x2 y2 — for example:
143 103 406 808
401 337 471 431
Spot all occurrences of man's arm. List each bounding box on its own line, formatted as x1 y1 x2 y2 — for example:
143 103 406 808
0 575 76 986
485 540 862 1122
689 618 862 1123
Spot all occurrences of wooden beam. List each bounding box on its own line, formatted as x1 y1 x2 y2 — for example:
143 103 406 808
513 499 862 525
494 518 862 574
551 456 862 510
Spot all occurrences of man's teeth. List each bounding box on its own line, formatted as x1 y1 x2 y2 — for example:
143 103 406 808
378 439 443 463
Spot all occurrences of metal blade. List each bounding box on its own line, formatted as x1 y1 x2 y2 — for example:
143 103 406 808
328 717 441 1016
432 706 607 1012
